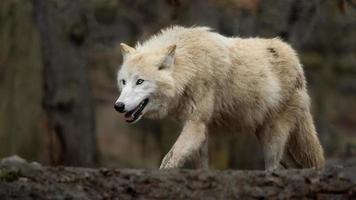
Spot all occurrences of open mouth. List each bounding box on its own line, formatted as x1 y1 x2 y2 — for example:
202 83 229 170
124 98 149 123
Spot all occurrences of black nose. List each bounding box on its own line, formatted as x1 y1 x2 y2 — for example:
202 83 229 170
114 102 125 113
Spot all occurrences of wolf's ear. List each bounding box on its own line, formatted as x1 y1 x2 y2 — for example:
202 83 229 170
120 43 136 61
159 44 176 71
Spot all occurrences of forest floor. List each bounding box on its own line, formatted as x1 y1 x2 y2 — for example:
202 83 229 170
0 156 355 199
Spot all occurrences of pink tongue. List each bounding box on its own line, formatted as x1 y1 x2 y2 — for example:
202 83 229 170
124 105 140 121
125 114 134 121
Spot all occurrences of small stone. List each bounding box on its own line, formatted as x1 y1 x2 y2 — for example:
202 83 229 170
0 155 43 177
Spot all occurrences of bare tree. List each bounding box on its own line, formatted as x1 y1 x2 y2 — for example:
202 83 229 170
33 0 98 166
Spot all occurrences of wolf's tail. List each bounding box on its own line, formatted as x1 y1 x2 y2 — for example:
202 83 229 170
282 109 325 169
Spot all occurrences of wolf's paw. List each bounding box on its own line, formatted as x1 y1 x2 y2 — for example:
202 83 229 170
159 162 175 169
159 151 181 169
160 151 173 169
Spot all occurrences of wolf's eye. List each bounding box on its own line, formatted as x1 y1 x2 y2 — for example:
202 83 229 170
121 79 126 85
136 79 144 85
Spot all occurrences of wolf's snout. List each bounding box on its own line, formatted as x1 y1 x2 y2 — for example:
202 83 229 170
114 102 125 113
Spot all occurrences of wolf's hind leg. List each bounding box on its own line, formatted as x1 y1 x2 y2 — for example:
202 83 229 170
192 139 208 168
160 120 208 169
257 108 296 171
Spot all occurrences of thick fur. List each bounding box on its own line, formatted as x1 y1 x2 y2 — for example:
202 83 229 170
116 26 325 170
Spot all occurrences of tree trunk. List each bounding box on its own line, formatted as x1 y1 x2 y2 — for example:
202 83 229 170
33 0 97 167
0 0 45 161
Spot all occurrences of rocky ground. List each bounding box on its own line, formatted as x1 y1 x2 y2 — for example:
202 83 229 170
0 156 355 199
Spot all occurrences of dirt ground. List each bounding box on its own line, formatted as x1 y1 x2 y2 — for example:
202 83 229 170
0 156 355 199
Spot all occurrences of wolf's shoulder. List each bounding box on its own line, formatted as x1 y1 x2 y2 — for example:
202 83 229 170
136 26 214 51
160 25 212 34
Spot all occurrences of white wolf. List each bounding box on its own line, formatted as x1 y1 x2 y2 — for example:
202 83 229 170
114 26 325 170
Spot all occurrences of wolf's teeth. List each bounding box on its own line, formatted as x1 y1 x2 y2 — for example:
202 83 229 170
124 98 148 123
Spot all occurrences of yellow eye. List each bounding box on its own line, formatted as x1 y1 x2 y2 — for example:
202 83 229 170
136 79 144 85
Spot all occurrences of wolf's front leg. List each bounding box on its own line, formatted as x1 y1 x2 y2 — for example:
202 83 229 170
160 120 208 169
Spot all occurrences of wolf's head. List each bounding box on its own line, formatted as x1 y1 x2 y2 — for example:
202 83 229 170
115 43 177 123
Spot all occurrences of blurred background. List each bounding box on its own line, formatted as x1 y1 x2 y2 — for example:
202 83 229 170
0 0 355 169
